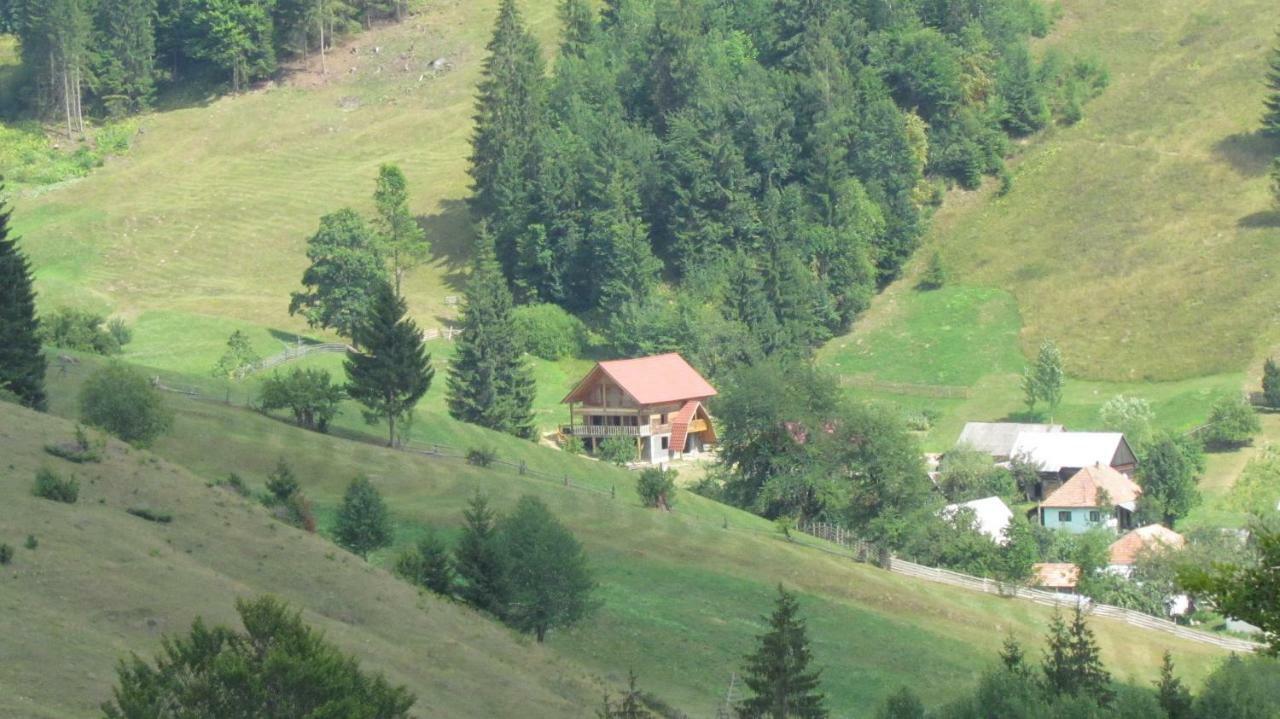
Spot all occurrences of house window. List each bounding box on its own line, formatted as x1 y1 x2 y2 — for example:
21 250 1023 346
660 413 668 424
1058 511 1072 523
590 415 603 426
1089 511 1101 523
661 437 669 450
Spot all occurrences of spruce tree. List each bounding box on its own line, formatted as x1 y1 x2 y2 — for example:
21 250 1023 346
395 530 456 597
1042 606 1112 705
93 0 158 115
344 281 432 446
1154 652 1193 719
498 495 595 642
454 491 510 617
0 192 46 410
1265 357 1280 409
333 475 393 559
558 0 596 58
737 585 827 719
1263 31 1280 137
446 233 536 439
469 0 546 275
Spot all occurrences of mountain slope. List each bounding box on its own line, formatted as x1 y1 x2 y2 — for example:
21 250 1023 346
24 357 1236 717
0 401 603 719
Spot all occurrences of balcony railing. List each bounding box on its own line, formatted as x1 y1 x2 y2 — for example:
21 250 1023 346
565 424 651 437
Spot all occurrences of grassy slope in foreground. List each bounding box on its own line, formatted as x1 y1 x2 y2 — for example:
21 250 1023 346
926 0 1280 381
30 358 1234 717
0 402 603 719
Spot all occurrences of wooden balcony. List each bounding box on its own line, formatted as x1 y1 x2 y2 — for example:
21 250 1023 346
565 424 652 438
688 418 709 433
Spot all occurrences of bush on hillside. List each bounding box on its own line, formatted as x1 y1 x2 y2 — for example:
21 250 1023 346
44 424 105 463
100 596 415 718
394 531 455 597
0 543 12 565
213 472 251 497
32 468 79 503
512 303 587 360
78 362 173 447
38 307 130 355
258 368 343 432
126 506 173 523
24 534 37 550
1202 395 1261 449
598 436 635 467
637 467 677 510
466 446 497 467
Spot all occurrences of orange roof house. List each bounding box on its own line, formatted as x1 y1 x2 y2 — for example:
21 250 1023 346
1036 464 1143 534
561 353 717 465
1108 525 1185 568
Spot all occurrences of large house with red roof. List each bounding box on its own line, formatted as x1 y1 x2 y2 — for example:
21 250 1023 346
1036 464 1142 534
561 353 717 464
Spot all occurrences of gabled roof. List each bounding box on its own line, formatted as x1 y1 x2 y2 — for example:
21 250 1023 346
1010 432 1131 473
957 422 1064 458
1108 525 1185 566
562 353 716 406
940 496 1014 543
1041 465 1141 509
1032 563 1080 590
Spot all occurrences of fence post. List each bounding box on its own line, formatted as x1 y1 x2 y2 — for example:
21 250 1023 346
563 474 569 487
519 461 527 476
610 485 615 500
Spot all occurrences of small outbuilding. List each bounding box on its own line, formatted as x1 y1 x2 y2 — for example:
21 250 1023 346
1107 524 1185 577
1032 563 1081 594
940 496 1014 544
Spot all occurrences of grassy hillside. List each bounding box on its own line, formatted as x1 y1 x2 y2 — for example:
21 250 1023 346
7 0 566 377
17 356 1234 717
818 0 1280 497
0 401 605 719
919 0 1280 382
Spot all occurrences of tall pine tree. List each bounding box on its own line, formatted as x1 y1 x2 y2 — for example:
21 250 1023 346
344 281 433 446
446 233 536 439
454 491 510 617
0 192 46 410
557 0 596 58
737 585 827 719
93 0 158 115
1263 31 1280 137
469 0 546 276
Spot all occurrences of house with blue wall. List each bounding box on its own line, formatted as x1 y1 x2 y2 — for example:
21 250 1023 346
1036 464 1141 534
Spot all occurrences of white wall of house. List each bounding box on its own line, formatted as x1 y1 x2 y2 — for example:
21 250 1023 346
1042 507 1116 533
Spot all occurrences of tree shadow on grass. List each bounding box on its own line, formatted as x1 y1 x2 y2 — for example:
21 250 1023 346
420 198 472 293
1238 210 1280 228
267 328 327 346
1213 132 1280 177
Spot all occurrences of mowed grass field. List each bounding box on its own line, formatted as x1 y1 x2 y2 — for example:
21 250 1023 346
7 0 565 374
923 0 1280 382
16 359 1234 717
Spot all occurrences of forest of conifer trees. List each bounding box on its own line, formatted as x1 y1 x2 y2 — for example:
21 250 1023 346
470 0 1108 377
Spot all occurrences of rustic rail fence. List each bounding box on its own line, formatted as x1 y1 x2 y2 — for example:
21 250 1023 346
799 521 1262 653
839 375 971 399
236 329 462 378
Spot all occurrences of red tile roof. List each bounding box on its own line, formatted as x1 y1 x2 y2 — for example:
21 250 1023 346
1041 465 1141 509
562 353 716 406
1032 563 1080 590
1108 525 1185 566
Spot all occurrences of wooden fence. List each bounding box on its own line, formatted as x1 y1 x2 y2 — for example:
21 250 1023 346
799 521 1263 653
238 329 462 378
839 375 971 399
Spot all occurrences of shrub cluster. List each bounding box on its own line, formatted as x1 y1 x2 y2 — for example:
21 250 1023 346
259 460 315 533
511 303 588 360
38 307 131 355
79 362 173 447
126 507 173 524
32 468 79 504
44 425 105 463
466 446 497 468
